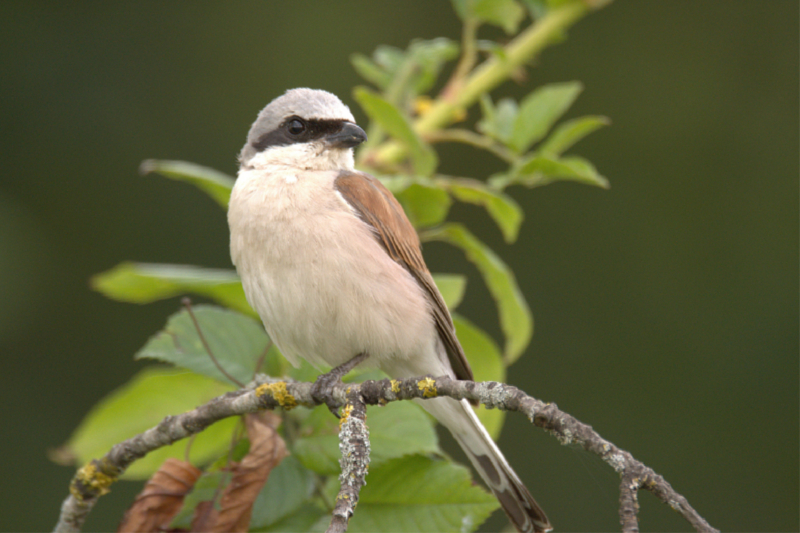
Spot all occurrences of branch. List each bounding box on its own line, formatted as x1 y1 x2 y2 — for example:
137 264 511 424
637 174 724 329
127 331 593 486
370 0 606 168
328 387 370 533
53 376 717 533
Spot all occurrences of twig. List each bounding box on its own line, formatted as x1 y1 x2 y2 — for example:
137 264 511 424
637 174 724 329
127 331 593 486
251 340 273 381
327 387 370 533
370 1 605 168
53 376 717 533
441 17 480 99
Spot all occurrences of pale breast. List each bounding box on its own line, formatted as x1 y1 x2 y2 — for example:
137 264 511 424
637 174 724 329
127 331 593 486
228 167 437 371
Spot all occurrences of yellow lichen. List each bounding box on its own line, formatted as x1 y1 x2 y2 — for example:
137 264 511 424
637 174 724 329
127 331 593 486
339 404 354 430
390 379 401 393
71 461 115 499
255 382 297 410
417 377 438 398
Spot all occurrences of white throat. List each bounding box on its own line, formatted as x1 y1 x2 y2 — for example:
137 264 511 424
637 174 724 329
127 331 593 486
246 142 355 172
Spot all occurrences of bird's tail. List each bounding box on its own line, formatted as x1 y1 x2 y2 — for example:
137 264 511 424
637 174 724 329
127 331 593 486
420 397 552 533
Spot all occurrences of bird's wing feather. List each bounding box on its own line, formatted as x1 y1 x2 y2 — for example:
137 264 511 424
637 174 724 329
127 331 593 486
334 170 473 382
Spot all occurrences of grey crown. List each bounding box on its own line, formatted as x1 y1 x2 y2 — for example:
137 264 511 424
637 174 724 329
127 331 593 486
240 88 356 164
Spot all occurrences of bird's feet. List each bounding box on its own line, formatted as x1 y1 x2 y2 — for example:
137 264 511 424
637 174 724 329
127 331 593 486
311 352 370 417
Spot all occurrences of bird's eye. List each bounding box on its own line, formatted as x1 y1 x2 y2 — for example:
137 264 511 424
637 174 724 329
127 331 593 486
287 119 306 135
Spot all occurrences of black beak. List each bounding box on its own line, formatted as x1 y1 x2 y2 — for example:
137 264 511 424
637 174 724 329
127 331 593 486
325 122 367 148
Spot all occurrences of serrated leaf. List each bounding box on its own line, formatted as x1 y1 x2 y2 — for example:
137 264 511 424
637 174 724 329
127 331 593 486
293 402 440 475
58 367 237 480
515 154 609 188
433 273 467 309
425 224 532 363
318 455 498 533
395 182 452 227
438 177 523 243
136 305 272 385
453 315 506 439
91 262 255 317
354 87 438 176
538 115 610 156
140 159 234 208
472 0 526 33
510 81 583 153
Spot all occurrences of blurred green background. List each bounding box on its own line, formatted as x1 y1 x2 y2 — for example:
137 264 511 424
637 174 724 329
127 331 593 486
1 1 797 531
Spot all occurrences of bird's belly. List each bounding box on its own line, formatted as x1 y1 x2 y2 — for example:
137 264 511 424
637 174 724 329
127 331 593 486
230 177 436 371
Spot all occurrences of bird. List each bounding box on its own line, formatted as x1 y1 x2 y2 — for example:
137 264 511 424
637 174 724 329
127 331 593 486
228 87 551 533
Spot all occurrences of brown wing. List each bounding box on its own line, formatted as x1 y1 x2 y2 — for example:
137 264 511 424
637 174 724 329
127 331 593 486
334 170 473 382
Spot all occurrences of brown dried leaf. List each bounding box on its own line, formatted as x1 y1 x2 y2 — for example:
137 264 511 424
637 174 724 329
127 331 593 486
117 458 201 533
211 412 287 532
190 500 219 532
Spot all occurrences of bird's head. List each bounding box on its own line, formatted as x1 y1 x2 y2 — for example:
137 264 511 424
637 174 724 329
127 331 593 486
239 88 367 171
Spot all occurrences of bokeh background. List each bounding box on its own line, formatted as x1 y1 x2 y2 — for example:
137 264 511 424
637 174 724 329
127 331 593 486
1 1 797 531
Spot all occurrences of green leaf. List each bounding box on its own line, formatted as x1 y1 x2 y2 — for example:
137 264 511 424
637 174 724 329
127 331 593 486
510 81 583 153
318 455 498 532
513 154 609 188
472 0 526 33
453 315 506 439
293 401 440 476
450 0 470 20
373 45 406 75
378 175 413 194
477 96 518 144
538 115 610 156
407 38 460 95
290 408 339 475
424 224 533 363
395 182 452 227
91 262 255 317
254 503 326 533
58 367 237 480
249 456 316 529
136 305 272 386
139 159 234 208
438 177 523 243
451 0 526 34
476 39 509 61
350 53 392 89
433 273 467 309
354 87 438 176
521 0 549 19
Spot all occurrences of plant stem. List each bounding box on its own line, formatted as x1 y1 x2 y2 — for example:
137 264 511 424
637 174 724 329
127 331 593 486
369 1 594 169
